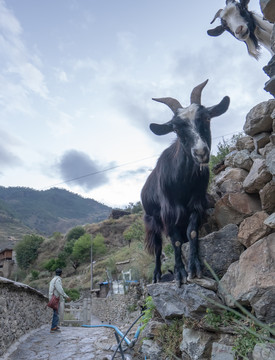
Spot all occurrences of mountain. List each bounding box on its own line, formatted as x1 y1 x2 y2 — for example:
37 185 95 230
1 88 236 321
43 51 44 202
0 186 111 247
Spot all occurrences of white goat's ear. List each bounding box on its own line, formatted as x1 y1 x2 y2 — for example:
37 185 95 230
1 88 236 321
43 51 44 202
207 96 230 118
150 123 173 136
207 26 225 37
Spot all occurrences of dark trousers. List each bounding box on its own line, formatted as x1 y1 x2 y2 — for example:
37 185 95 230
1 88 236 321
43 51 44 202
51 309 59 329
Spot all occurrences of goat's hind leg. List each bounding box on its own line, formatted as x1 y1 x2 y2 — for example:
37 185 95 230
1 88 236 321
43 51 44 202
187 212 202 279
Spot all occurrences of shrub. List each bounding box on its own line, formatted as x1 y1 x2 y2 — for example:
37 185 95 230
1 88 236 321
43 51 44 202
31 270 40 280
72 234 92 262
92 233 107 257
15 234 44 270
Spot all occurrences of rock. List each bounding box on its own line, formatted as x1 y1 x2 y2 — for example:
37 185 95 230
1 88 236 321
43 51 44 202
243 100 275 136
185 224 244 279
259 142 275 157
142 320 164 339
140 339 162 360
252 342 275 360
224 151 238 168
187 276 218 292
232 150 253 171
251 287 275 324
211 342 235 360
264 212 275 228
236 135 255 152
260 0 275 23
266 148 275 175
219 180 243 195
214 193 261 227
259 180 275 213
219 233 275 323
243 159 272 193
253 132 272 151
180 327 214 360
214 168 248 195
215 167 248 187
147 282 222 321
238 211 271 248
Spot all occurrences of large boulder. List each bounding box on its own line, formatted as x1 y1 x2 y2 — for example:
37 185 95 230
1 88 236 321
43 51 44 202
238 211 272 248
259 180 275 213
214 193 261 227
219 233 275 324
243 100 275 136
266 147 275 175
180 327 214 360
184 224 244 278
243 158 272 193
147 282 222 321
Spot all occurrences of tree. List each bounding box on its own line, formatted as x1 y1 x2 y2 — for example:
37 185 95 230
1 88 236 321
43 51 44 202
123 219 145 246
124 201 143 214
72 233 92 262
66 226 85 242
15 234 44 270
92 233 107 257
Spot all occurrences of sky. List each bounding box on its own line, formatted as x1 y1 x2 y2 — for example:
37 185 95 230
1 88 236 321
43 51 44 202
0 0 272 208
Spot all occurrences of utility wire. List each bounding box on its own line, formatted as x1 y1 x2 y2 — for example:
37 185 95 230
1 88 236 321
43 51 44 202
43 129 242 190
42 155 158 190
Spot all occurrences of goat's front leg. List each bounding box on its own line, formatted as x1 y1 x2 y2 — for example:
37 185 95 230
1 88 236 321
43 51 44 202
187 212 202 279
171 230 188 287
153 234 162 283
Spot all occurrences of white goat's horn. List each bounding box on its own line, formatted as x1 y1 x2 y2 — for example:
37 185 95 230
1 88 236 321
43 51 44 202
190 79 208 105
152 97 183 114
210 9 222 24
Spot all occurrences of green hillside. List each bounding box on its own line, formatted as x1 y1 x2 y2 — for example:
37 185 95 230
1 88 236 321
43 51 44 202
0 186 111 248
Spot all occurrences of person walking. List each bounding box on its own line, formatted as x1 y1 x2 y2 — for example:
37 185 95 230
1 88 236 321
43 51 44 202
49 268 70 333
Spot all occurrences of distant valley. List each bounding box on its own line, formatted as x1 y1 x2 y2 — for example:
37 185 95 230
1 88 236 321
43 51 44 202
0 186 111 249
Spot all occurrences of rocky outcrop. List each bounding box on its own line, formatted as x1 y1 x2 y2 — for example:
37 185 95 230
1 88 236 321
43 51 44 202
139 97 275 359
219 233 275 323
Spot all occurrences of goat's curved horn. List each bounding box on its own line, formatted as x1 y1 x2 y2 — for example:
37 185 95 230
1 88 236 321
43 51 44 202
152 97 183 114
190 79 208 105
210 9 222 24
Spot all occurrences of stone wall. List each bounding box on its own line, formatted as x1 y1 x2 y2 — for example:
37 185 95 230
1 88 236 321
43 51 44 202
91 283 143 325
0 277 51 357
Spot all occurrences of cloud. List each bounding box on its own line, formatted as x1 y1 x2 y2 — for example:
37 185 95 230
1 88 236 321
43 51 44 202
0 144 22 168
57 149 111 191
118 166 149 180
0 0 49 115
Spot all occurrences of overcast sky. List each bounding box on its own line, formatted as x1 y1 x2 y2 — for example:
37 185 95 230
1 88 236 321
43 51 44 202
0 0 272 208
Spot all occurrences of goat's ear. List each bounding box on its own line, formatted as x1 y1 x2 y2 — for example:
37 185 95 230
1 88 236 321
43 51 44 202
150 123 173 136
207 96 230 118
207 26 225 37
240 0 250 8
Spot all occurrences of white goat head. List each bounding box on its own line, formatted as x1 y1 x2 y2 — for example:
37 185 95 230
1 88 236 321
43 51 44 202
207 0 273 60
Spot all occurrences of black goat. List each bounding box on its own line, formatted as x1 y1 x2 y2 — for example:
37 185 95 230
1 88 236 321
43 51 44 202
207 0 273 60
141 80 230 287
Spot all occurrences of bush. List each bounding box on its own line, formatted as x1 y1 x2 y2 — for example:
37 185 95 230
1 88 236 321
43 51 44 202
64 288 80 301
15 234 44 270
72 233 92 262
66 226 85 242
92 233 107 257
31 270 40 280
123 219 145 245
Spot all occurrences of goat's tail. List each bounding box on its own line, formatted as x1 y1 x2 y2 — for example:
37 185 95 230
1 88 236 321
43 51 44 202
144 214 162 256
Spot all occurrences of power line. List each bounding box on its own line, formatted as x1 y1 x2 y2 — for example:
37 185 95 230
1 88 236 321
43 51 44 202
42 155 158 190
43 129 242 190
